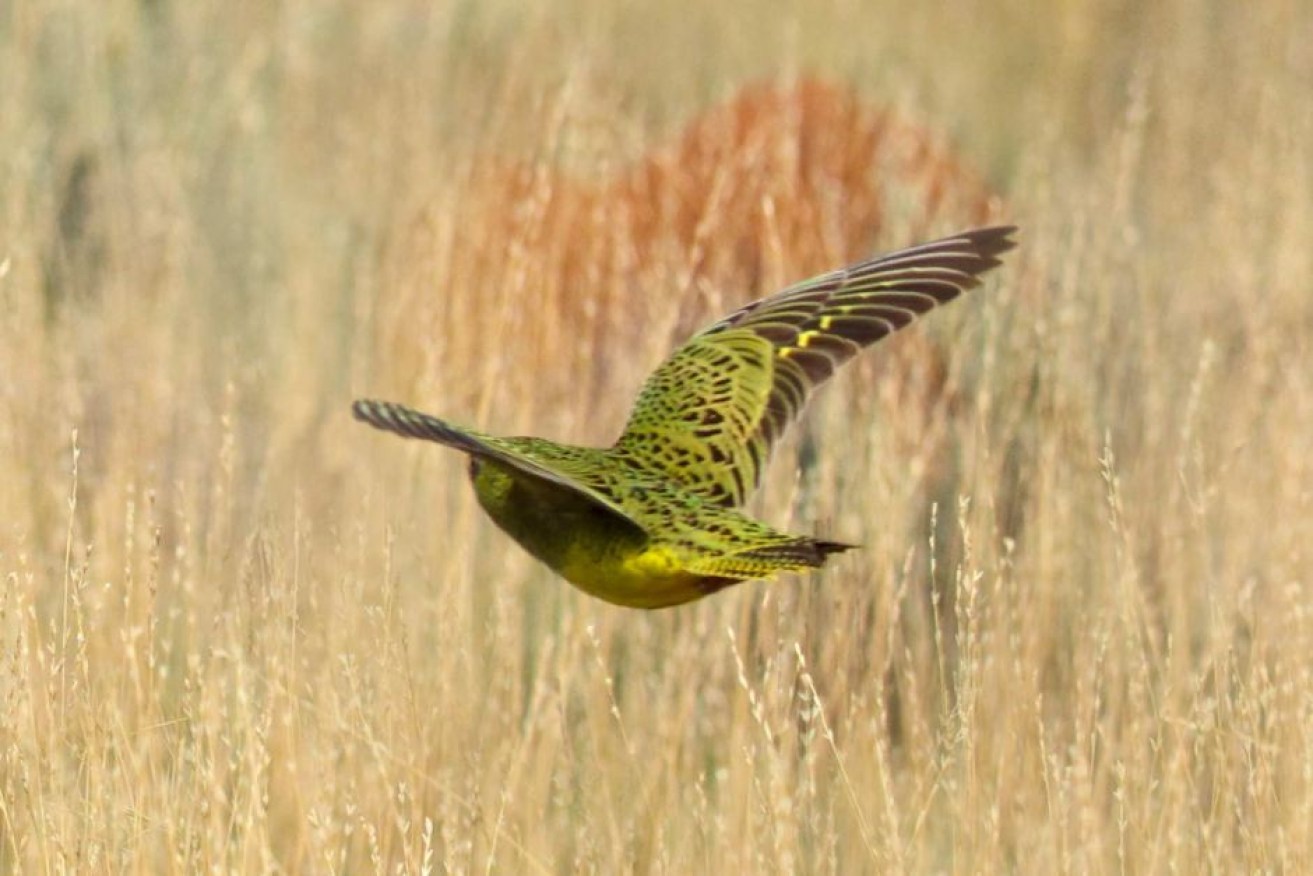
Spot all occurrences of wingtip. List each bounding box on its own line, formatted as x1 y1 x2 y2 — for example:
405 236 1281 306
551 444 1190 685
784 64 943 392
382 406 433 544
962 224 1019 257
352 398 417 435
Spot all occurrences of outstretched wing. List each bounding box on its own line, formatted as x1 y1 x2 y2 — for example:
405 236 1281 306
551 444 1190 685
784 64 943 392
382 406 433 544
352 399 646 530
612 226 1018 507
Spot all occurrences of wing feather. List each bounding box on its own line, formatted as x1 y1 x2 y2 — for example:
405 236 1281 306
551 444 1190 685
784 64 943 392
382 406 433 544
353 400 646 530
612 226 1017 507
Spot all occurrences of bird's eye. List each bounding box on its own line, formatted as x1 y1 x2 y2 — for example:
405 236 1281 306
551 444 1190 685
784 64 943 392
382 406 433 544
468 456 483 478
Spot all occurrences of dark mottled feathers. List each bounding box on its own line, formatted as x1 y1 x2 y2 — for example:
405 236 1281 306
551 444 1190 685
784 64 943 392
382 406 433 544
614 226 1017 506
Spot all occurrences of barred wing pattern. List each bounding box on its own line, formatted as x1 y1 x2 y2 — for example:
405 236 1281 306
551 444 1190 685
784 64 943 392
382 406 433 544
613 226 1018 508
352 400 646 530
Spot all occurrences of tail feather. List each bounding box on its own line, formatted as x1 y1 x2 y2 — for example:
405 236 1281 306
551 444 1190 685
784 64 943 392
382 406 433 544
811 539 858 563
688 536 857 580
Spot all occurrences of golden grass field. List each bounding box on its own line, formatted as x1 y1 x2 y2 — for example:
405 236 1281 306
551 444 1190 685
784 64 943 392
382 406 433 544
2 1 1312 872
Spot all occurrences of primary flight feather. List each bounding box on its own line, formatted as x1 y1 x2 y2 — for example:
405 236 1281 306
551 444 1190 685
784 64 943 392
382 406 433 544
354 226 1017 608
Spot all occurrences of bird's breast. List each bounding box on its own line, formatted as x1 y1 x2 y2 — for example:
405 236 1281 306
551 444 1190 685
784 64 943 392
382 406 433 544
470 460 717 608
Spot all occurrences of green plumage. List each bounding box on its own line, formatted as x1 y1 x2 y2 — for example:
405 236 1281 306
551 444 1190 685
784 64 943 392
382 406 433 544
355 226 1017 608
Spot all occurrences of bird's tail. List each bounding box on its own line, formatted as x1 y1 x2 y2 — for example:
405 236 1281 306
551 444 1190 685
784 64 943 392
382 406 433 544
811 539 858 563
690 536 857 580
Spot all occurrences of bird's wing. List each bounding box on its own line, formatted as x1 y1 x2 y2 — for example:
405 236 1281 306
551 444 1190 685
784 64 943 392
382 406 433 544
612 226 1018 507
352 400 646 530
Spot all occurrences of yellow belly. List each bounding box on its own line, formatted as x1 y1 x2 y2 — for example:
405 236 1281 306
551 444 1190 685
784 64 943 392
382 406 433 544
472 458 741 608
560 543 733 609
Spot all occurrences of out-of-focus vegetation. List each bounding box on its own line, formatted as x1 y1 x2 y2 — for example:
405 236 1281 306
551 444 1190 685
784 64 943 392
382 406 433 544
1 1 1310 871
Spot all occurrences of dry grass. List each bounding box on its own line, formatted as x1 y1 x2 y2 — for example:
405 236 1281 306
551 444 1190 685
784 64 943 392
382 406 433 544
2 0 1312 872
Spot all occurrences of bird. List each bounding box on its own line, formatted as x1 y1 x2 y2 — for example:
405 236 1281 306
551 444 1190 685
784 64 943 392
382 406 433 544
353 226 1017 608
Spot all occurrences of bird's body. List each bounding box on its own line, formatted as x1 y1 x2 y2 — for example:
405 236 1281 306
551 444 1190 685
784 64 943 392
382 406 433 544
355 226 1017 608
447 430 847 608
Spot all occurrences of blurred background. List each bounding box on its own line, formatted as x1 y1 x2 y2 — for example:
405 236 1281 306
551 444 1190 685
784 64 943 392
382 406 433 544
1 0 1310 871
